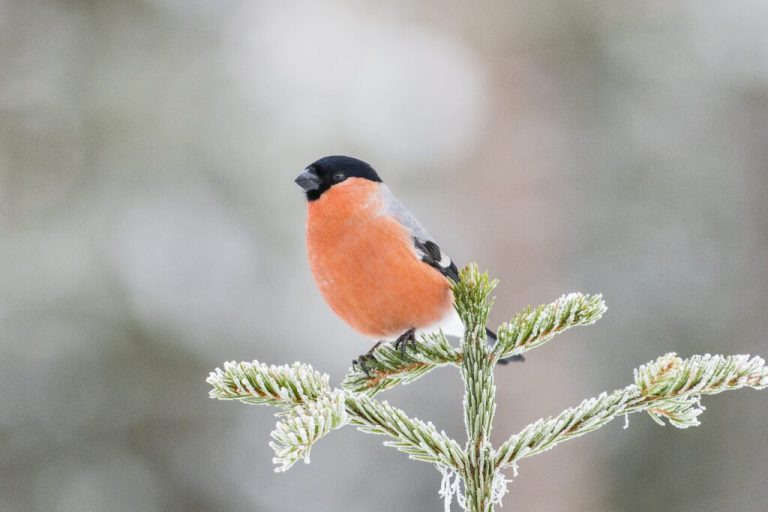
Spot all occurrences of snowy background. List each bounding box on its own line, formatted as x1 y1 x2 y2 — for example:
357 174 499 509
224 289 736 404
2 1 767 510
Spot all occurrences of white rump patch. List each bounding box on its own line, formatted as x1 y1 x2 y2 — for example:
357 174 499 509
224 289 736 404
420 308 465 339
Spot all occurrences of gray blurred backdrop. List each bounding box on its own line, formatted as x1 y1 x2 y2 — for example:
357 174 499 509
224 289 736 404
2 1 767 511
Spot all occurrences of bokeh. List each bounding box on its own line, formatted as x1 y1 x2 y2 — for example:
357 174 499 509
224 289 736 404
2 1 767 511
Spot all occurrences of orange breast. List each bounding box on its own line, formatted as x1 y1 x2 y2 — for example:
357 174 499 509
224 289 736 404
306 179 453 339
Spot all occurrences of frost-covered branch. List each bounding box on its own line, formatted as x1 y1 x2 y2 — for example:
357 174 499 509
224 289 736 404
492 292 606 362
346 394 465 470
342 332 460 394
207 265 768 512
270 390 348 471
455 265 499 511
207 360 330 409
343 291 606 395
495 353 768 470
207 361 465 473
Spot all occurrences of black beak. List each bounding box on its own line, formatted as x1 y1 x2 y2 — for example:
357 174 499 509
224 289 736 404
294 168 321 192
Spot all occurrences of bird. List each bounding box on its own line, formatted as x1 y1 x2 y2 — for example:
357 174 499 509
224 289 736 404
295 155 522 374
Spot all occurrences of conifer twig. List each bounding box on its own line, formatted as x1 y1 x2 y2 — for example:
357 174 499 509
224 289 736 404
492 292 607 361
346 394 466 470
207 362 465 472
341 332 461 394
207 360 330 409
207 265 768 511
342 293 606 395
494 352 768 470
270 390 348 471
455 265 500 511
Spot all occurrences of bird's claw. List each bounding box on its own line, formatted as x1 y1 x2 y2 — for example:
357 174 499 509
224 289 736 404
394 328 416 356
354 353 380 377
354 340 386 377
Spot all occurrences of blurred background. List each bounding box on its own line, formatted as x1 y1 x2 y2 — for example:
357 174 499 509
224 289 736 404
2 1 767 510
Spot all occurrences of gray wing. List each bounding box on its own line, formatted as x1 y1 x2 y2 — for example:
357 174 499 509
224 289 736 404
379 185 460 282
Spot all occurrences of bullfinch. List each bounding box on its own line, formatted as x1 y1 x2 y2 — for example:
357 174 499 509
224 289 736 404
295 155 522 373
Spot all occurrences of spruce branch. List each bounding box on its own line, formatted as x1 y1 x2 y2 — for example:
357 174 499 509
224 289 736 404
207 361 465 473
207 360 330 409
494 352 768 470
207 265 768 511
270 390 348 472
343 290 606 395
346 394 466 470
456 265 499 512
492 292 606 361
342 332 461 395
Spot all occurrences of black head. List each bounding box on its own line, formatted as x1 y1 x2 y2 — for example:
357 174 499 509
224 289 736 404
295 155 382 201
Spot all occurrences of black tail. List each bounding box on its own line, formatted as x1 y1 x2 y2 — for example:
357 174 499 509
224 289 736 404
486 328 525 364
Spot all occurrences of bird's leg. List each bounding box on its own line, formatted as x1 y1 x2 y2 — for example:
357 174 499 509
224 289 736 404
353 340 386 377
394 327 416 356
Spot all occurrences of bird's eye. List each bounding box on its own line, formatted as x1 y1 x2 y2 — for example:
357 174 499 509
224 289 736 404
332 172 346 183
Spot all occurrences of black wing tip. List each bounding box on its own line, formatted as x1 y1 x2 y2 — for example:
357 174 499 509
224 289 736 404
486 328 525 364
414 237 460 282
497 354 525 364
